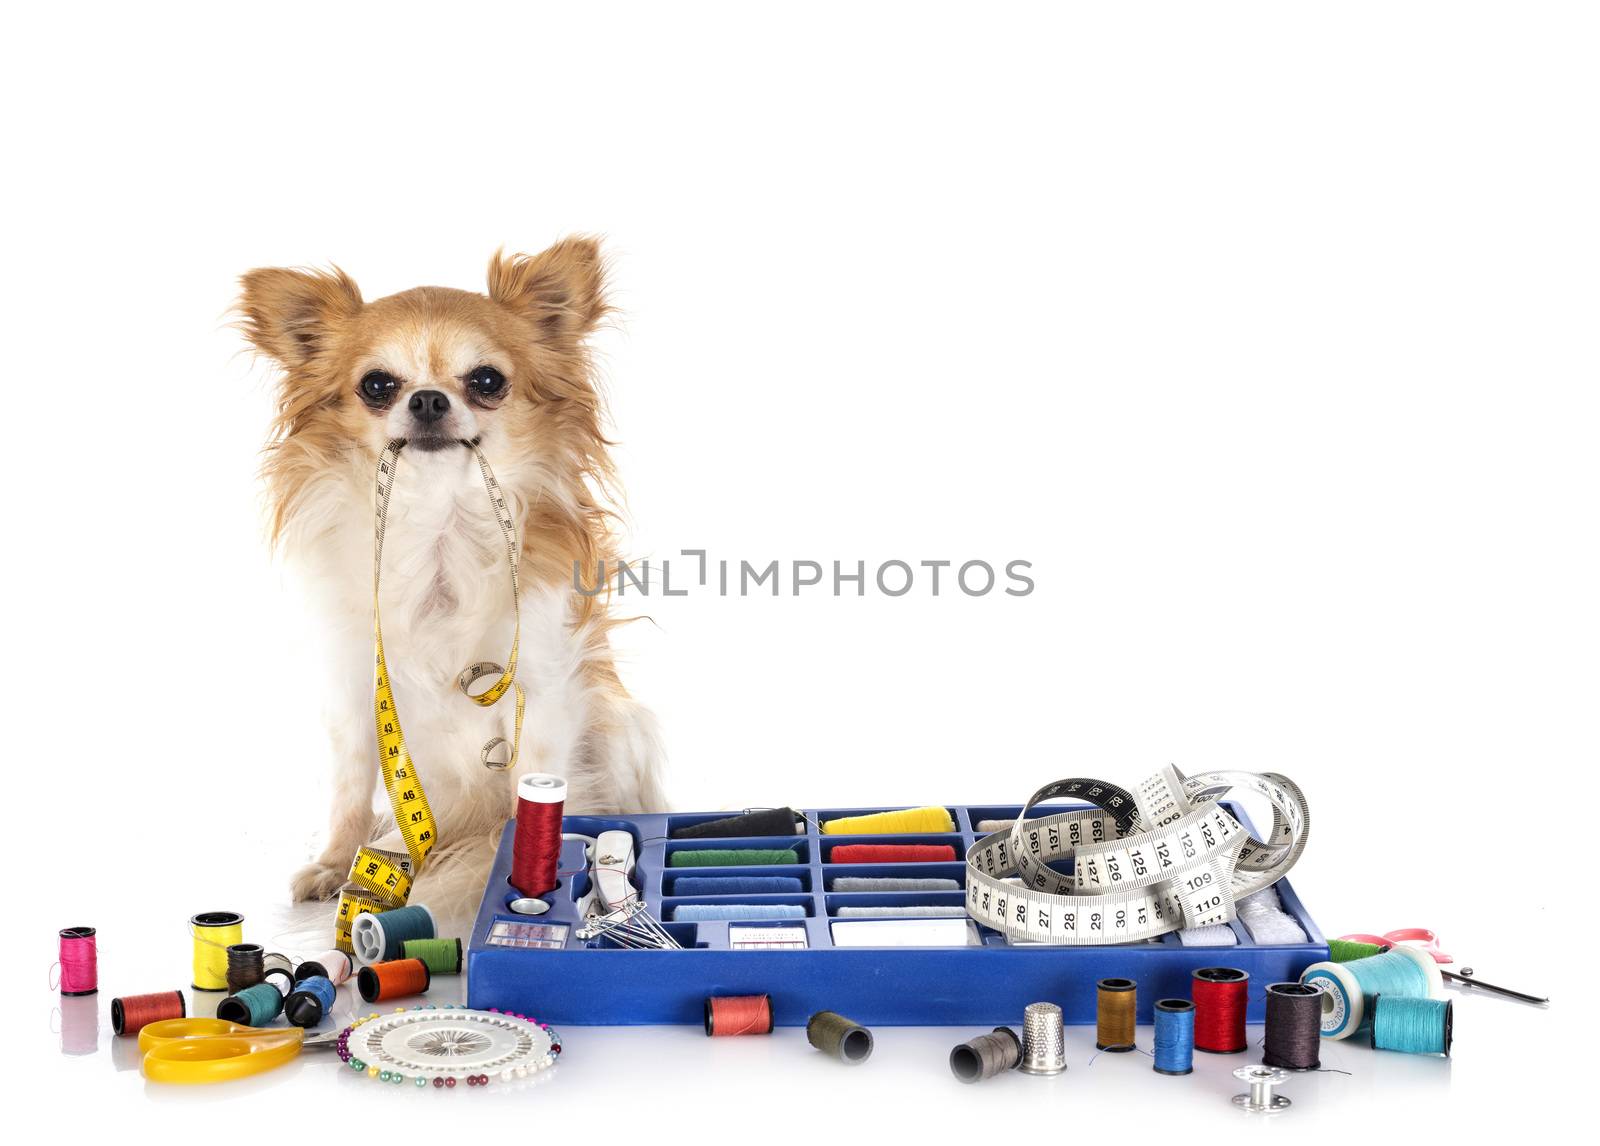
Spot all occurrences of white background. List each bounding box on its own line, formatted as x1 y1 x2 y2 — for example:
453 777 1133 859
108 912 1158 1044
5 1 1592 1137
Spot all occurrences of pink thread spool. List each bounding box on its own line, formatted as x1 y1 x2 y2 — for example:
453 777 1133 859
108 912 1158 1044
57 927 98 996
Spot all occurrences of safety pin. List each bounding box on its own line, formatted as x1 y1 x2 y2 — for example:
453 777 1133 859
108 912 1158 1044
1441 966 1548 1006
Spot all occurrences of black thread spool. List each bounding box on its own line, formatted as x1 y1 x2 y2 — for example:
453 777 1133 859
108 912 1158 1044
807 1010 874 1064
1262 982 1323 1070
225 943 266 994
950 1027 1022 1083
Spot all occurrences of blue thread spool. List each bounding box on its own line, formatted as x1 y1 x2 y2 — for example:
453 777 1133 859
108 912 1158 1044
351 904 436 967
284 975 337 1028
1299 944 1442 1039
670 876 805 895
1371 995 1453 1056
671 903 807 922
217 981 283 1026
1152 999 1195 1075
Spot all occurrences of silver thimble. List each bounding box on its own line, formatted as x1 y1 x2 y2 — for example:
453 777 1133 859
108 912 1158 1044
1020 1001 1067 1075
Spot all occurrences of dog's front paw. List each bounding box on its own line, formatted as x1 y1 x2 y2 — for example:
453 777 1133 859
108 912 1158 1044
290 861 348 902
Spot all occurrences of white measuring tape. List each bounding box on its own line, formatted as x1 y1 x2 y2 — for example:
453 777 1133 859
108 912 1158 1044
965 766 1309 945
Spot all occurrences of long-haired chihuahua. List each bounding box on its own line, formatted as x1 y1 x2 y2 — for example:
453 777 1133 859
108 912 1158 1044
238 237 665 910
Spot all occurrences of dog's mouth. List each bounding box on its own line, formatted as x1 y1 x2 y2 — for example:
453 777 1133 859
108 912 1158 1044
404 434 482 453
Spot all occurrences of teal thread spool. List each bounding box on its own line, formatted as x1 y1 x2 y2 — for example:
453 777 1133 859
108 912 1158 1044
1371 995 1453 1056
217 981 283 1026
1300 945 1442 1040
402 938 463 975
351 904 435 966
668 848 798 868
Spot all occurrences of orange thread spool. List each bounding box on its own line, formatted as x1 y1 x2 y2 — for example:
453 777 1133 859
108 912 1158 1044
356 957 432 1003
112 989 187 1035
704 994 774 1036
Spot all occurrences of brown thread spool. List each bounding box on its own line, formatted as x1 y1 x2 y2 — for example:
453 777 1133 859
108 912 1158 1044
225 943 265 993
1263 982 1323 1070
806 1010 874 1063
356 957 432 1003
704 994 774 1036
112 990 186 1035
950 1026 1022 1082
1096 977 1137 1051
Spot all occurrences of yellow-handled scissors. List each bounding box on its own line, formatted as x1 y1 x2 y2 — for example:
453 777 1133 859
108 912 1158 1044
137 1017 335 1084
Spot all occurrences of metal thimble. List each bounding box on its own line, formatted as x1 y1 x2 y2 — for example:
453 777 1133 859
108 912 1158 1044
1020 1001 1067 1075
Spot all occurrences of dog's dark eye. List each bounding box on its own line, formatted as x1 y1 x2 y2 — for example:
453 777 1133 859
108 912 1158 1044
358 370 401 407
467 365 507 399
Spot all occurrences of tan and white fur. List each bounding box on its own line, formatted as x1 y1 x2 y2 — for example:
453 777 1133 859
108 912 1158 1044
238 238 665 915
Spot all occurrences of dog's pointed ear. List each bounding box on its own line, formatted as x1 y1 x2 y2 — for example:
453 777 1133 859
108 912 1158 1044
487 238 608 344
236 266 363 368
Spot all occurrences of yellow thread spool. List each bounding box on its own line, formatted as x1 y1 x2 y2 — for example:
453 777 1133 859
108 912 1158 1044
190 911 244 991
822 807 955 835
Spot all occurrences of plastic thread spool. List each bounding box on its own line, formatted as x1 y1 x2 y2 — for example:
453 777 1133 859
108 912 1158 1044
217 981 284 1026
357 957 432 1003
284 975 337 1028
669 848 798 868
1095 978 1137 1052
1370 995 1453 1056
1152 999 1196 1075
294 949 352 986
511 772 567 897
351 904 435 966
704 995 774 1036
225 943 265 993
189 911 244 991
829 844 957 864
1192 967 1250 1053
1299 945 1442 1040
1262 982 1323 1070
1327 937 1384 963
950 1027 1022 1083
672 808 801 839
112 990 186 1036
807 1010 874 1064
57 926 99 996
402 937 463 975
1020 1002 1066 1075
821 807 956 834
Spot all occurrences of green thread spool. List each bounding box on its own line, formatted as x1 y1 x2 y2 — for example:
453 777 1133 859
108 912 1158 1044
669 848 798 868
807 1010 874 1064
1371 995 1453 1056
216 981 283 1027
1328 938 1384 963
402 938 463 975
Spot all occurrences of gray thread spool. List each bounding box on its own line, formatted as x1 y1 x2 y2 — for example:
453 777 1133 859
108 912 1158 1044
806 1011 874 1064
950 1026 1022 1083
1020 1002 1066 1075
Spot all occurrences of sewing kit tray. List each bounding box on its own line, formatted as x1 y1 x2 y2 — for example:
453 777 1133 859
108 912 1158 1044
466 802 1327 1026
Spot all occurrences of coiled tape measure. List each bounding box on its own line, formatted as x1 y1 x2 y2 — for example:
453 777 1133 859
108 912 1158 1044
965 767 1309 944
333 440 527 951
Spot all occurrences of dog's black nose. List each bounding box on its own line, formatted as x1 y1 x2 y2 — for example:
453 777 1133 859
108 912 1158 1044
408 389 450 424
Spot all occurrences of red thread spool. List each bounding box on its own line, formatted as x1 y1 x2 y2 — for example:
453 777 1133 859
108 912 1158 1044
511 773 567 897
704 994 774 1036
357 957 432 1003
1192 966 1249 1053
829 844 956 864
112 990 186 1035
57 926 98 996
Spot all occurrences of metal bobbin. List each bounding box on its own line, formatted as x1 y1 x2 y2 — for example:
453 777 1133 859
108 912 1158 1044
1232 1065 1292 1112
1019 1002 1066 1075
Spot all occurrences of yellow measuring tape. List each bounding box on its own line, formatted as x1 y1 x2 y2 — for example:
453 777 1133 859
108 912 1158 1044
332 439 526 950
